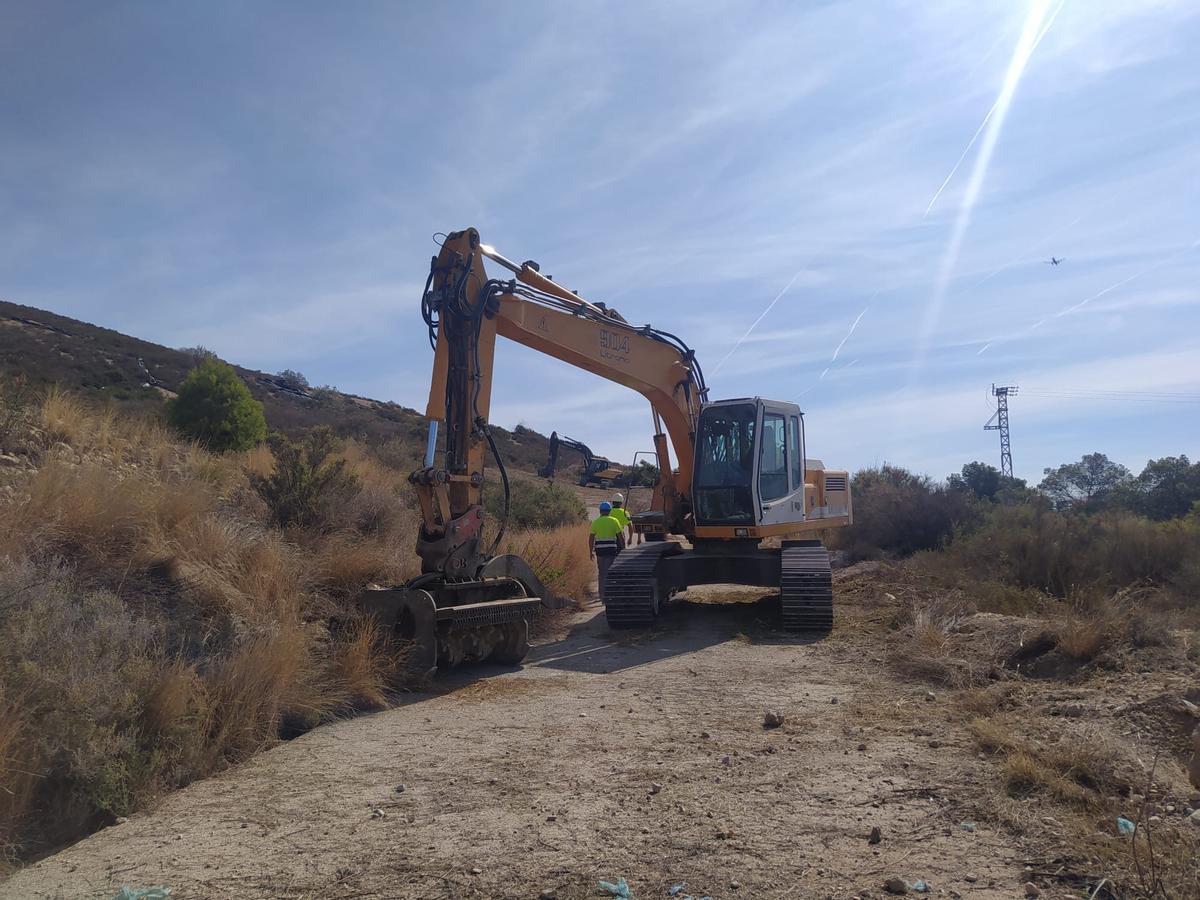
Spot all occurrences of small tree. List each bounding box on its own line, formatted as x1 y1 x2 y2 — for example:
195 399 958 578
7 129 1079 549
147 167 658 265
276 369 309 390
166 360 267 451
1126 455 1200 520
1038 452 1130 509
948 461 1002 500
178 345 219 364
948 461 1029 503
252 427 359 528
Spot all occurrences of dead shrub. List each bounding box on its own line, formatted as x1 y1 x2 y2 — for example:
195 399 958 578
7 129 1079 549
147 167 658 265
39 388 95 448
329 616 397 710
141 660 209 786
312 533 411 599
13 460 154 561
500 522 592 607
970 716 1134 808
955 685 1013 718
1055 618 1111 662
0 693 34 871
202 627 339 763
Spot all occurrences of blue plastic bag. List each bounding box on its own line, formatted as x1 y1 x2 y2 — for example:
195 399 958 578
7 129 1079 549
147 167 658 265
598 876 632 898
112 889 172 900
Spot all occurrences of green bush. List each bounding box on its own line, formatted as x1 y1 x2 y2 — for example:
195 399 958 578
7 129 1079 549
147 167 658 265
253 427 359 529
166 360 266 451
484 478 585 529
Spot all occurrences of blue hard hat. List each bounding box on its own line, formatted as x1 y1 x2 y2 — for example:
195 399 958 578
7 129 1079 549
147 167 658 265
599 501 612 513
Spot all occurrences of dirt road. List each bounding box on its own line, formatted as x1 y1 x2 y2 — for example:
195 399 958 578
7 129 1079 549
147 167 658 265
5 585 1031 899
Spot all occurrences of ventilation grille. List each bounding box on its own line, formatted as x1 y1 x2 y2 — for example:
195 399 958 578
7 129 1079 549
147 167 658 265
825 476 847 492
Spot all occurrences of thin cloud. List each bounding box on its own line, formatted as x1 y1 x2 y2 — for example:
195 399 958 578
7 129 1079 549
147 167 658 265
1053 238 1200 319
713 267 808 375
914 0 1066 374
830 305 870 364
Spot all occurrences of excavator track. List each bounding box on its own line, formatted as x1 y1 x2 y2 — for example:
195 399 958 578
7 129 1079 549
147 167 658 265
780 540 833 632
604 541 676 629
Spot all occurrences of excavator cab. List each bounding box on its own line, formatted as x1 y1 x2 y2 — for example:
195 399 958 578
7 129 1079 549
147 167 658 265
693 399 807 530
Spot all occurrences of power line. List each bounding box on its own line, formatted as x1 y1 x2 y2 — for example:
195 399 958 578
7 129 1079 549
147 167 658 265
1022 386 1200 397
1020 387 1200 404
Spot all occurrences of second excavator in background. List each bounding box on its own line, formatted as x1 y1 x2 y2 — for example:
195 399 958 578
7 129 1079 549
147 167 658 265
362 228 852 676
537 432 623 488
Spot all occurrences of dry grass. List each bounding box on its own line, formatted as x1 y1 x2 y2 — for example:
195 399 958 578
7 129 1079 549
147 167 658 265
0 389 589 860
313 533 412 599
970 716 1135 808
499 522 593 607
329 616 398 710
0 694 34 871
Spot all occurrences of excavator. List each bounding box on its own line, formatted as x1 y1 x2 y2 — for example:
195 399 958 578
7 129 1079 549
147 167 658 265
361 228 852 677
538 432 624 487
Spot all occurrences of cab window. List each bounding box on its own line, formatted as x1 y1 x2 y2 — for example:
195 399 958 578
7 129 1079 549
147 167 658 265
694 404 756 523
759 413 788 502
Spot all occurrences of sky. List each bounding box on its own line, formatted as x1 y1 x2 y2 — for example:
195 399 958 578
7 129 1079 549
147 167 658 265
2 0 1198 484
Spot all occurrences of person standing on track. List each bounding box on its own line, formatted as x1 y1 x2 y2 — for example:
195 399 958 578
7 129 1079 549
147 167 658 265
589 500 625 600
609 492 635 545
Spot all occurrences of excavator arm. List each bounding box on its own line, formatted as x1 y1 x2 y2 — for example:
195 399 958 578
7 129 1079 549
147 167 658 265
412 227 706 576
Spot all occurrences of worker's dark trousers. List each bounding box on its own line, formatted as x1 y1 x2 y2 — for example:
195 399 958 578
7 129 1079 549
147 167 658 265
595 542 619 600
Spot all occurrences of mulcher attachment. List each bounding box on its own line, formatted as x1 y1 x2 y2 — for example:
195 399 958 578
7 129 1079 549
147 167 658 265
780 540 833 632
359 554 565 680
603 541 679 628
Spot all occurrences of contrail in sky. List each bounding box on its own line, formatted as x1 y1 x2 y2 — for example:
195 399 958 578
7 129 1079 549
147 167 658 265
923 98 1002 219
914 0 1065 374
820 306 869 380
830 306 869 363
713 267 807 374
1053 238 1200 319
958 214 1082 294
976 342 992 355
979 237 1199 350
923 2 1065 220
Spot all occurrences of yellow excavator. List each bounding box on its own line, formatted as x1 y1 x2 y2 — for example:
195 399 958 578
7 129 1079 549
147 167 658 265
361 228 852 677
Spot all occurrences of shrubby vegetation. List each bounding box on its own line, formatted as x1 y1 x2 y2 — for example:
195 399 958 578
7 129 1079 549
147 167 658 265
837 453 1200 562
276 368 310 390
484 476 586 529
252 427 359 529
835 453 1200 635
828 465 977 560
0 386 592 867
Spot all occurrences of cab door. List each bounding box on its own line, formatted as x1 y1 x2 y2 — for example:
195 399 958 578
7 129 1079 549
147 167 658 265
756 404 806 527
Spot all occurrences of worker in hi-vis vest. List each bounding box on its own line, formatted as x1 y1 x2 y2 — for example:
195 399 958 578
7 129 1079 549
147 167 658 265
589 501 626 599
608 492 635 545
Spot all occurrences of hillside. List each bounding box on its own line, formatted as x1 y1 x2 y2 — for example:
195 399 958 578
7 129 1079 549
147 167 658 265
0 299 558 473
